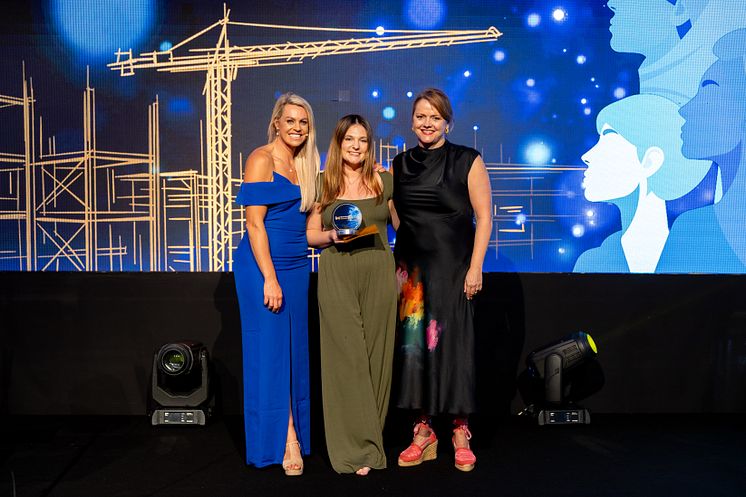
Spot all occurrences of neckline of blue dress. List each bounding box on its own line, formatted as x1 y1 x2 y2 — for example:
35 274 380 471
272 170 299 186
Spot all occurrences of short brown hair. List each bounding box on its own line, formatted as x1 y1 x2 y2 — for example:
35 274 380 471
412 88 454 125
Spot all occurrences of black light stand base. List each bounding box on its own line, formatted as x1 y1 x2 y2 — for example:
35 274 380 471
537 407 591 425
151 408 210 425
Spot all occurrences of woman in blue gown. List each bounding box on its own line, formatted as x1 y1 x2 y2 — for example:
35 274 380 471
233 93 320 475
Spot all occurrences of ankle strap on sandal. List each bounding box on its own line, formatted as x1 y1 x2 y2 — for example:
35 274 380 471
453 424 472 440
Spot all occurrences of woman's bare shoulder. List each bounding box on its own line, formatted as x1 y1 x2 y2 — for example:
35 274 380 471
244 145 274 182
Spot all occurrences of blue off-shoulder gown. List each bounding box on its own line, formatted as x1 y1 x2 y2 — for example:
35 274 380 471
233 172 311 467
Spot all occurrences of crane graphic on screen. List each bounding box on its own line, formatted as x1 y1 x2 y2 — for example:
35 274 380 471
108 5 501 272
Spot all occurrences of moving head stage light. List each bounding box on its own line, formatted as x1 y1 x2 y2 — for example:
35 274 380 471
519 332 603 425
150 341 213 425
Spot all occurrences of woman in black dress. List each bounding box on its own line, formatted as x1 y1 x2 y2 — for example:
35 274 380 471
393 88 493 472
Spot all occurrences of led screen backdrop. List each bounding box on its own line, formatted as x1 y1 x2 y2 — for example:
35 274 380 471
1 0 745 273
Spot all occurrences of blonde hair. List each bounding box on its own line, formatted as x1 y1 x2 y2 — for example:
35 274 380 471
267 93 320 212
320 114 382 210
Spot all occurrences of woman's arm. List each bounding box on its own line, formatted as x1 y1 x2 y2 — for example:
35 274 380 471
306 203 338 248
464 155 493 299
388 199 400 231
244 149 283 312
381 169 400 231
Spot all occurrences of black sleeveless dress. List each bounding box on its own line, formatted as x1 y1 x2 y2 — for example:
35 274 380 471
393 140 480 416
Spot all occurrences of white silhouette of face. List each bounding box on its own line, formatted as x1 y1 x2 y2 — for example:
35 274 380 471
608 0 678 57
582 124 644 201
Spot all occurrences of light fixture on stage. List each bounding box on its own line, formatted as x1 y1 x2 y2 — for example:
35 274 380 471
150 341 212 426
518 331 603 425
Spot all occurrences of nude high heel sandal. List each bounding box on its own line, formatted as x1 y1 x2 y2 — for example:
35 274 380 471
282 440 303 476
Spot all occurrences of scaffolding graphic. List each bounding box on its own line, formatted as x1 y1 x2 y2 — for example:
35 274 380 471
33 73 160 272
1 7 503 272
108 5 501 271
486 161 586 260
0 71 33 271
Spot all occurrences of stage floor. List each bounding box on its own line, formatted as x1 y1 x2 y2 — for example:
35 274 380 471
2 414 744 497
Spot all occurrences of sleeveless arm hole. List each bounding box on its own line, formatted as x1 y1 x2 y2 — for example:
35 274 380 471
462 147 481 186
380 170 394 201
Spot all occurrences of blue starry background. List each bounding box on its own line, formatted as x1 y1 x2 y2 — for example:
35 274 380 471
0 0 646 272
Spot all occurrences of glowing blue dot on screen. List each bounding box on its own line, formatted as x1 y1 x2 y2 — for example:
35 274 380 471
463 70 472 78
525 141 551 165
527 13 541 27
406 91 413 98
558 247 566 255
526 78 536 87
159 40 173 51
576 55 587 64
406 0 445 28
473 125 479 131
516 214 527 225
552 8 567 22
584 107 592 115
376 26 385 35
562 48 567 53
586 209 595 218
371 90 380 98
572 224 585 237
382 106 396 120
614 87 627 99
551 158 557 164
53 0 154 58
167 97 193 114
580 98 587 104
493 49 506 62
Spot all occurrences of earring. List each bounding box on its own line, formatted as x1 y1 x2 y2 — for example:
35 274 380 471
445 126 450 134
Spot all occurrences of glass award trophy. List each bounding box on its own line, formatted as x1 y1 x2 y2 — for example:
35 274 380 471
331 202 363 236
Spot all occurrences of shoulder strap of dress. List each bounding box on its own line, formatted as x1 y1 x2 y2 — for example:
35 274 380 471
315 171 325 203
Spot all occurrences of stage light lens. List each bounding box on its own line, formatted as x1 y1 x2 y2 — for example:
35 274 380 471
157 342 197 376
163 350 185 373
586 333 598 354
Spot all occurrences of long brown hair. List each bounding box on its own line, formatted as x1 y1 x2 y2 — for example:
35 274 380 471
266 92 320 212
320 114 382 210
